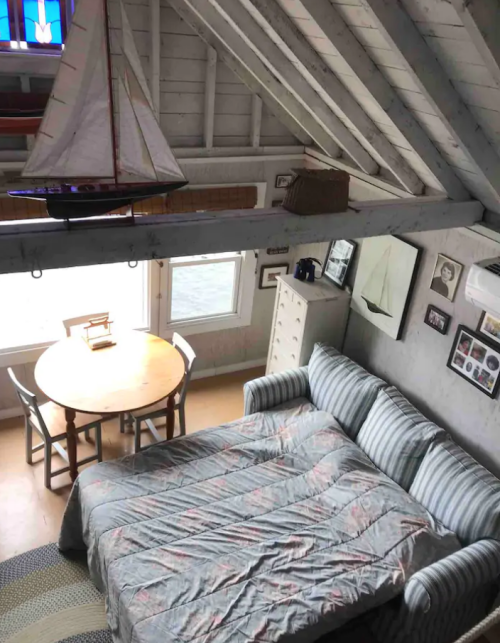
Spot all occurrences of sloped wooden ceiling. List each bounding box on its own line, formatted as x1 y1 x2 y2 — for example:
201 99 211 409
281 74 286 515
2 0 500 216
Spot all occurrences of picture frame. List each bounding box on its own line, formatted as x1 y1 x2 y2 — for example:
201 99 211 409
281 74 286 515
259 264 289 289
271 199 284 207
477 311 500 346
429 254 464 302
323 239 357 289
447 325 500 399
424 304 450 335
351 235 422 341
275 175 293 189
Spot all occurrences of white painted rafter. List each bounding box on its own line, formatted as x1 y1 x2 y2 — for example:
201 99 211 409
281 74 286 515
359 0 500 204
251 95 262 148
167 0 342 158
449 0 500 90
206 0 378 175
296 0 469 201
0 198 483 275
149 0 161 118
203 46 217 148
241 0 423 195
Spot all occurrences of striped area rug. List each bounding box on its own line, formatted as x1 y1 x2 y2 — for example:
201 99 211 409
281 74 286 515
0 544 111 643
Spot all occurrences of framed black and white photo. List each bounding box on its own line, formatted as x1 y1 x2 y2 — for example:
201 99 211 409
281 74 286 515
424 304 450 335
430 254 463 302
477 311 500 346
259 264 289 289
447 325 500 398
324 239 357 289
275 175 293 189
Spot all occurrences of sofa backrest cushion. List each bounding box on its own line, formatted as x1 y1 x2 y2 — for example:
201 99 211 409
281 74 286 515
410 439 500 545
356 387 445 491
308 343 386 440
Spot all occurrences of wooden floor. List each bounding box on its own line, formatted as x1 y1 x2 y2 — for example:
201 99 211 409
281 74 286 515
0 367 264 563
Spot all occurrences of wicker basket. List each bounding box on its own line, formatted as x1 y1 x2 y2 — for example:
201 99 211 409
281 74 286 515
282 168 350 215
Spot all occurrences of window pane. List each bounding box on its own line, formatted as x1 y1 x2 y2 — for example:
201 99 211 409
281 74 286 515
23 0 63 45
0 0 11 41
170 261 236 321
0 261 148 350
170 252 240 264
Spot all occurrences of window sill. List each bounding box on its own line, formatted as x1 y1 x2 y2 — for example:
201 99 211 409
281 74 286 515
161 311 252 338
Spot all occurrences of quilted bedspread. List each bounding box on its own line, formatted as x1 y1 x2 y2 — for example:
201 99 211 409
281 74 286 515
60 401 460 643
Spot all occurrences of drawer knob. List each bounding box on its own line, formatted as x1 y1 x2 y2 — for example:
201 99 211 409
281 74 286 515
297 301 302 306
296 318 300 323
280 303 284 308
293 336 298 342
276 338 280 344
273 355 277 360
277 321 282 326
292 354 296 359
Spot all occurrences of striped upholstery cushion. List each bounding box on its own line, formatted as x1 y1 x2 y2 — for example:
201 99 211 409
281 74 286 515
356 387 445 490
243 366 310 415
410 440 500 545
308 343 386 439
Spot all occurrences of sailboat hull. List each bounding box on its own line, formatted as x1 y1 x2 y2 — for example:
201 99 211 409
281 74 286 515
361 296 393 318
8 181 188 219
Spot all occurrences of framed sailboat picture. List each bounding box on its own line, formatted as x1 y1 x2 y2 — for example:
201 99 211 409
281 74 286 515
351 236 422 340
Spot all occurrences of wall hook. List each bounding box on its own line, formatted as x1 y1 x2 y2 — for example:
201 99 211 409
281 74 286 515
31 269 43 279
128 260 138 269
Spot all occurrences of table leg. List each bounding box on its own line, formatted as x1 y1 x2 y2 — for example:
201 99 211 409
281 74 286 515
166 395 175 441
65 408 78 483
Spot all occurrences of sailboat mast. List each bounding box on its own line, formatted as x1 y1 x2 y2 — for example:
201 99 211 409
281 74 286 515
103 0 118 184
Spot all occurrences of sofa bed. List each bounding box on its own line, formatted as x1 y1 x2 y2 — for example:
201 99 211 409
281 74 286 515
60 343 500 643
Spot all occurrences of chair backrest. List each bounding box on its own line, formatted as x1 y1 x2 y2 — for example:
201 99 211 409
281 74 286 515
63 312 110 338
172 332 196 404
7 368 50 440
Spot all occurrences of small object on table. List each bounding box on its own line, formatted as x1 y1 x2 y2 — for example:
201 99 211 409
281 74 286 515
294 257 322 282
83 314 116 350
282 168 350 215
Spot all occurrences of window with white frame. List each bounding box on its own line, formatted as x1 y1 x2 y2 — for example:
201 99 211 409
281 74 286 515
159 251 256 336
0 250 256 362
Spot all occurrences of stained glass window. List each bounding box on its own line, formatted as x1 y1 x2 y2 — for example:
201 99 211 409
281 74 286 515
0 0 11 42
23 0 63 45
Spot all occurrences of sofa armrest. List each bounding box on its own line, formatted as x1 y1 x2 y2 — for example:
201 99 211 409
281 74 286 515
404 540 500 618
243 366 310 415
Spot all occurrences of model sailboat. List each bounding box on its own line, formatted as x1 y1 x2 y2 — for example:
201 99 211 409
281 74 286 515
361 247 393 318
8 0 187 219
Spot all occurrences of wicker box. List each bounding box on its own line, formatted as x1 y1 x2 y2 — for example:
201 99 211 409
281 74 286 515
282 168 350 215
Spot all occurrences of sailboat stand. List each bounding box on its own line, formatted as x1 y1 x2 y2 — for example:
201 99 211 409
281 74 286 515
8 0 187 223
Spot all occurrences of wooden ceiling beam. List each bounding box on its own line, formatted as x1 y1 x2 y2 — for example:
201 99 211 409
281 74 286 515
297 0 469 201
149 0 161 118
241 0 422 195
251 95 262 148
167 0 341 158
205 0 378 175
450 0 500 90
0 198 483 275
203 46 217 149
359 0 500 204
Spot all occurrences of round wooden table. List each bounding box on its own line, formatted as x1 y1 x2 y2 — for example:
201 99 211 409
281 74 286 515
35 331 185 482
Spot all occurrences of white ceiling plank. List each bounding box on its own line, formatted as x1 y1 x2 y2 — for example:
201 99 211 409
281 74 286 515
203 46 217 148
449 0 500 90
359 0 500 205
167 0 333 152
242 0 423 194
202 0 378 174
296 0 469 201
150 0 161 117
251 95 263 147
0 198 483 275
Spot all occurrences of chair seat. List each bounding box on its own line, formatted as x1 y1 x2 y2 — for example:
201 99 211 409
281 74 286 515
31 402 102 441
132 395 180 421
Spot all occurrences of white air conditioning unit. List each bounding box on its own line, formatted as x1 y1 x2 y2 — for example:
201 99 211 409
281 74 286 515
465 258 500 316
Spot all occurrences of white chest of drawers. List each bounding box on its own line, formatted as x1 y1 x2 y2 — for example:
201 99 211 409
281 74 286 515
266 274 351 375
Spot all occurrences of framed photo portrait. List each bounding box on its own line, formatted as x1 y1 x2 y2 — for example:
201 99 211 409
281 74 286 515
430 254 463 302
259 264 289 289
447 325 500 398
324 239 357 289
424 304 450 335
477 311 500 346
275 175 293 189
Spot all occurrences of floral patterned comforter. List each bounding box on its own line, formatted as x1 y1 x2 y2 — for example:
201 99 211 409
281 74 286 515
60 400 460 643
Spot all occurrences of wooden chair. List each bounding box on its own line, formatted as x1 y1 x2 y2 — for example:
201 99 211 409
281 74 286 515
62 313 129 435
130 332 196 453
8 368 103 489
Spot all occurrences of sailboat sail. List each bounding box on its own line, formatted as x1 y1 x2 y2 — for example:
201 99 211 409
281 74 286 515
361 247 393 318
22 0 114 179
115 2 185 183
